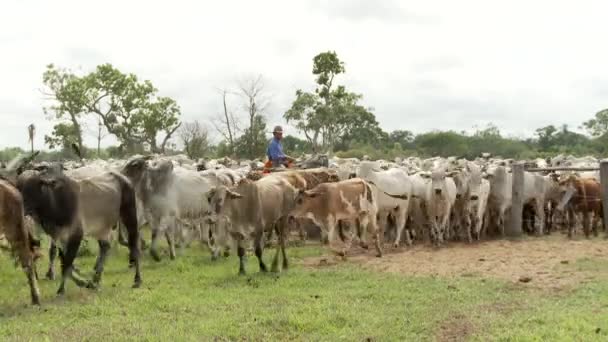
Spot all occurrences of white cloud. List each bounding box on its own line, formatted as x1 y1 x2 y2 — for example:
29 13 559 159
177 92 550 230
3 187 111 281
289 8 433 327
1 0 607 150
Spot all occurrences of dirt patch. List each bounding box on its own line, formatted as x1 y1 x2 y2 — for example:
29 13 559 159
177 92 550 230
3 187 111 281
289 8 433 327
436 313 475 342
301 235 608 290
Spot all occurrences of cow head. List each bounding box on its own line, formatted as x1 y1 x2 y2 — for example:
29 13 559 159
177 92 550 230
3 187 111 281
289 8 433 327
555 175 579 211
204 185 243 224
447 169 469 199
122 156 153 183
431 169 448 196
290 188 322 221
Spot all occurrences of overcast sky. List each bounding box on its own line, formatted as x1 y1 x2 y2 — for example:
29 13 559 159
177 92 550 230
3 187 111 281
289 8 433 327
2 0 607 149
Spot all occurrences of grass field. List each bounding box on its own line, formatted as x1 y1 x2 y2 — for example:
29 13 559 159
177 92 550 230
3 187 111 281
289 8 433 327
0 236 607 341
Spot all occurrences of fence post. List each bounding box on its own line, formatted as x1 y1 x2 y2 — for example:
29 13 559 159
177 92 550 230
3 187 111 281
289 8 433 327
508 162 524 237
600 160 608 233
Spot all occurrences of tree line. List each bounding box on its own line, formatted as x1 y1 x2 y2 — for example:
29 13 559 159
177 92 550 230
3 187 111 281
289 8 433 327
3 52 608 163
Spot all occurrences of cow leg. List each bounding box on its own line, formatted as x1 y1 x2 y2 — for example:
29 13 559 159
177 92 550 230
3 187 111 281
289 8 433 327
280 224 289 270
582 212 591 238
393 209 409 248
297 221 307 242
254 231 268 273
367 215 383 258
46 241 58 280
165 231 176 260
24 261 41 305
327 221 345 257
14 238 41 305
236 237 246 276
57 230 93 296
150 228 162 261
592 211 600 237
117 222 128 247
92 240 111 285
149 216 162 262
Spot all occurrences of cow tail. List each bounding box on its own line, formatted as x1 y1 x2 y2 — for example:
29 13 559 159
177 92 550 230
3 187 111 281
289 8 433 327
365 182 374 204
110 172 139 264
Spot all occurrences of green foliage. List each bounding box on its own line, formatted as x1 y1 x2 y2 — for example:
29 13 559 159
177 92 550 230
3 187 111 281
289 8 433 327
285 51 383 152
582 108 608 137
44 123 79 150
42 63 181 154
281 135 311 155
233 116 268 159
179 121 210 160
42 64 87 155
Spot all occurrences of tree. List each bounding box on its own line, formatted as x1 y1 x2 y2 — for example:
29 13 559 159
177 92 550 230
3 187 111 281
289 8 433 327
42 64 87 156
211 88 240 157
238 75 270 159
179 120 210 160
141 97 182 153
27 124 35 154
389 130 414 149
281 135 310 155
83 63 181 153
583 109 608 137
44 122 80 151
233 115 268 159
535 125 558 151
285 51 380 152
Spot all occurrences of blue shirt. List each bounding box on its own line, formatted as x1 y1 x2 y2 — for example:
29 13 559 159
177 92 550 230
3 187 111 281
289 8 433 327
267 137 286 161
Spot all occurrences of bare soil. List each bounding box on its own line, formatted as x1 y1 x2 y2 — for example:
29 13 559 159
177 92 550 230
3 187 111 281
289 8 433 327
301 235 608 290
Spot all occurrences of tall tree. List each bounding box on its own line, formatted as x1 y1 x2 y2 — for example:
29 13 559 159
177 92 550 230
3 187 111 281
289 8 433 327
141 97 182 153
238 75 270 159
582 109 608 137
211 88 240 157
179 120 210 160
233 115 268 159
285 51 380 153
42 64 87 155
27 124 35 154
44 122 80 151
83 63 181 153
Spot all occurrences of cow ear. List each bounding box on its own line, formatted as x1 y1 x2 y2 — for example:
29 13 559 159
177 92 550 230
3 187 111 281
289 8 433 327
227 189 243 199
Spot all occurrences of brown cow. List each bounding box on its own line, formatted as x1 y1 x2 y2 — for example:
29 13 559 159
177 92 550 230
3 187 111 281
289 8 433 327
271 168 340 241
558 175 603 238
0 179 41 305
289 178 382 257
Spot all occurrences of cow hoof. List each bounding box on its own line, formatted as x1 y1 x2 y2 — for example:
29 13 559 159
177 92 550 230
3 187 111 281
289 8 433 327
45 271 55 281
31 297 41 306
239 270 247 276
132 280 142 289
376 253 382 258
86 281 98 290
393 243 399 249
150 250 162 262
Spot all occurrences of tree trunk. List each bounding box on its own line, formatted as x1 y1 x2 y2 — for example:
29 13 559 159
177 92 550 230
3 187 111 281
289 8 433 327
222 91 234 156
160 123 181 154
70 113 84 159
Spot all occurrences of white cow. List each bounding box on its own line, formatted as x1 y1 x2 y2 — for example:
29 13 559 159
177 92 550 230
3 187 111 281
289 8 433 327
357 162 413 247
423 167 457 245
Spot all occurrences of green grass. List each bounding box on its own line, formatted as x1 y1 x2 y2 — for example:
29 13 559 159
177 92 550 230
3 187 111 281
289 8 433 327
0 239 607 341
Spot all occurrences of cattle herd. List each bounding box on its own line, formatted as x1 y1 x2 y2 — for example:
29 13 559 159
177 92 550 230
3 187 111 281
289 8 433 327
0 152 604 306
